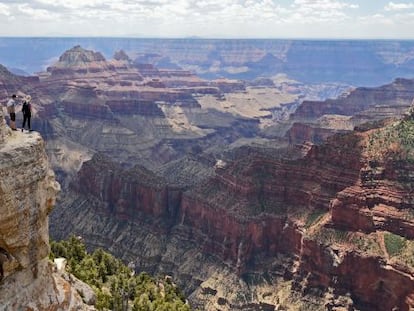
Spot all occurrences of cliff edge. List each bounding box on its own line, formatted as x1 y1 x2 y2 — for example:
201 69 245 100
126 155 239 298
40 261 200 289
0 109 91 310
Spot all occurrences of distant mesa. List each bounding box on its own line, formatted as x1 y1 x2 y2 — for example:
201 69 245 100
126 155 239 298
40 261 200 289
61 45 106 63
47 45 106 72
113 50 131 62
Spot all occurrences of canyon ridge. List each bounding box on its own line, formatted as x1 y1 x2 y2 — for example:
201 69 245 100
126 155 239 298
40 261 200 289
1 41 414 310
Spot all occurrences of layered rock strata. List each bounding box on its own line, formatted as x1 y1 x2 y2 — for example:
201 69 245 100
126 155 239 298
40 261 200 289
0 110 92 310
5 44 414 310
52 113 414 310
287 78 414 144
24 46 271 177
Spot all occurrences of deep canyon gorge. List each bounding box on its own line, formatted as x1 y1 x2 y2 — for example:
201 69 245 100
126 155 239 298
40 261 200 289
1 39 414 310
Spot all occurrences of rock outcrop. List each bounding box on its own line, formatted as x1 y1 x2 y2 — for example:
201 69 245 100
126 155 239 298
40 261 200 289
51 110 414 310
287 78 414 144
0 109 93 310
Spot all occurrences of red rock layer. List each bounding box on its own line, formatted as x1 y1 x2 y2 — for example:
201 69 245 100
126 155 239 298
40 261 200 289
72 122 414 310
106 100 164 116
74 154 181 226
331 159 414 239
300 239 414 311
286 122 348 144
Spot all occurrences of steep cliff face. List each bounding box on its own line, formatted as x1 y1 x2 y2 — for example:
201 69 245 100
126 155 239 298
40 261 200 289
0 110 92 310
51 110 414 310
73 153 182 224
296 118 414 311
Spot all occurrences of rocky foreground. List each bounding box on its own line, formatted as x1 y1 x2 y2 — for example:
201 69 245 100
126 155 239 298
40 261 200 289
0 110 94 310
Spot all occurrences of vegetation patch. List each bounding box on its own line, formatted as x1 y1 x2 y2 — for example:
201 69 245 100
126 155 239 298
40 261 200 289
312 228 349 245
50 236 190 311
366 119 414 162
349 233 382 256
384 232 406 257
305 209 326 228
397 239 414 269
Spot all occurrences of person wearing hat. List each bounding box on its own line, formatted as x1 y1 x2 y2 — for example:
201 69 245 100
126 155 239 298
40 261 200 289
21 95 32 132
6 94 18 130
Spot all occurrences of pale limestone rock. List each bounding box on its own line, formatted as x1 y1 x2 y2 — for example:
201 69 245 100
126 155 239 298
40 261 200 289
54 257 97 306
54 257 67 273
0 114 93 310
214 159 226 169
0 109 7 144
63 273 97 306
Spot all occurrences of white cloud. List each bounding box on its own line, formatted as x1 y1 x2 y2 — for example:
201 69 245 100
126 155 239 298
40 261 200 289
289 0 359 23
359 13 394 25
385 2 414 11
0 3 11 16
293 0 358 9
18 3 60 20
35 0 111 10
21 0 357 24
0 0 359 26
0 0 411 38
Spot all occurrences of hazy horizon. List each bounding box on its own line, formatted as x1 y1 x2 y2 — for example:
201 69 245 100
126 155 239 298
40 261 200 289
1 1 414 39
1 36 414 40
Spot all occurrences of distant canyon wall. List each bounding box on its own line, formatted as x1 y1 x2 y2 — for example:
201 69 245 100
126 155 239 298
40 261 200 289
2 38 414 85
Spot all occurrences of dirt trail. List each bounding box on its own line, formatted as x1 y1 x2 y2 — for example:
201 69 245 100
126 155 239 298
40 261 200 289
377 231 389 259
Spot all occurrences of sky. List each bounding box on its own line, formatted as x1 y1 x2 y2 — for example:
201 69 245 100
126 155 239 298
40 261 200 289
0 0 414 38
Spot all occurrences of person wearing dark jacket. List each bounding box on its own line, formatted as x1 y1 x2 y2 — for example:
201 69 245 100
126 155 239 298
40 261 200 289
21 95 32 132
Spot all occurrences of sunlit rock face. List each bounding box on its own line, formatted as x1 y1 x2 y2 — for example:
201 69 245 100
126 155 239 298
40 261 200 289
287 78 414 144
51 110 414 310
0 109 92 310
19 45 298 189
4 43 414 310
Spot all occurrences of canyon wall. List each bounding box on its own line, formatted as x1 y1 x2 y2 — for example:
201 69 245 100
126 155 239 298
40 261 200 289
0 110 92 310
3 44 414 310
52 114 414 310
287 78 414 144
3 39 414 86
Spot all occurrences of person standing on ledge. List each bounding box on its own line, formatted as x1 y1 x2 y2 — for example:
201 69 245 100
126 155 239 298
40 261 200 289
6 94 18 131
21 95 32 132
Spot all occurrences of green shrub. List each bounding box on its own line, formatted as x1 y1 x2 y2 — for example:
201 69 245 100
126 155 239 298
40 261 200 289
305 209 326 228
313 228 348 245
384 232 406 257
50 236 190 310
366 119 414 162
